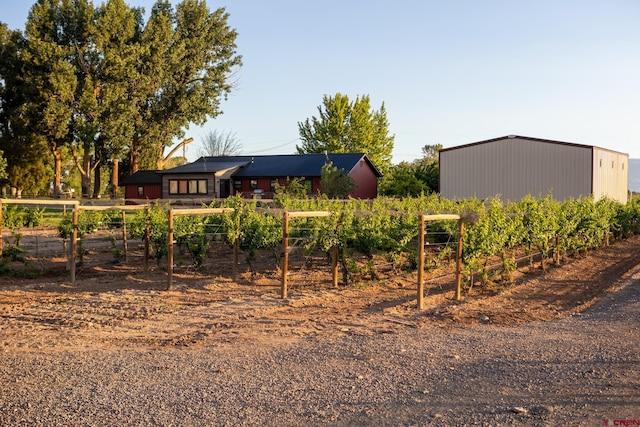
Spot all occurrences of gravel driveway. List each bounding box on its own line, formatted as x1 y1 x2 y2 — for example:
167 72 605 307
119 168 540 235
1 271 638 427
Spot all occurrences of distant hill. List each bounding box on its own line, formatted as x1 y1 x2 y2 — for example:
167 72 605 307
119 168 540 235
630 159 640 193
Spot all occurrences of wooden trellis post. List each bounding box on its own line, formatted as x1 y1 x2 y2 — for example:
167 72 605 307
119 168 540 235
417 215 426 309
166 207 235 290
144 206 150 273
417 214 463 309
121 210 128 261
71 206 78 285
280 210 334 298
281 212 289 298
0 198 79 259
167 209 175 290
0 199 3 257
455 218 464 301
331 246 339 288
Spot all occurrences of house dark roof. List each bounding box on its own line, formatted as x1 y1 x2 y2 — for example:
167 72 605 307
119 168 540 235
230 153 381 178
130 153 382 180
158 157 251 174
119 170 161 186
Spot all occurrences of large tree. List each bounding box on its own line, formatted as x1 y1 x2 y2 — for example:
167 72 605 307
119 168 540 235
14 3 78 197
1 0 241 198
130 0 241 172
297 93 394 174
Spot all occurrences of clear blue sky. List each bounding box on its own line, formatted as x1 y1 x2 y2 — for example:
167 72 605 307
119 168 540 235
3 0 640 162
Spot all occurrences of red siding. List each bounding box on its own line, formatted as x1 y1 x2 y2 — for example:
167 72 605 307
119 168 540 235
124 184 162 203
347 159 378 199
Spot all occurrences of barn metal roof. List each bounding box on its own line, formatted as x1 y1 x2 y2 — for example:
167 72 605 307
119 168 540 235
119 170 162 185
439 135 628 156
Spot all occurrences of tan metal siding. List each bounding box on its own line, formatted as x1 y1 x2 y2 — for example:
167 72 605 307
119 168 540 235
440 137 592 201
592 148 628 203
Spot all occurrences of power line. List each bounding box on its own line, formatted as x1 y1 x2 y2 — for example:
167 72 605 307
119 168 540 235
245 138 299 154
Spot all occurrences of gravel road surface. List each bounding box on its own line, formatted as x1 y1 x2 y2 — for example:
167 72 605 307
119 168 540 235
1 273 638 426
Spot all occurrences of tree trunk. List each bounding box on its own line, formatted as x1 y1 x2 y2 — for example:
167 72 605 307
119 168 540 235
93 162 101 198
129 136 140 175
81 150 91 198
111 157 119 199
52 146 62 198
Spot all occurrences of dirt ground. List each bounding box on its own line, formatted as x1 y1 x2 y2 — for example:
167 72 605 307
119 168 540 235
2 229 640 352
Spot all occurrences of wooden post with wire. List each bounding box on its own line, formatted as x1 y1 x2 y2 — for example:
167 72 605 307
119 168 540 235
417 215 426 309
455 218 464 301
281 211 289 298
280 210 333 298
233 238 239 282
144 206 150 273
121 210 128 261
0 198 80 258
417 213 462 309
166 207 235 290
71 206 78 285
167 209 174 290
331 246 339 288
0 200 3 257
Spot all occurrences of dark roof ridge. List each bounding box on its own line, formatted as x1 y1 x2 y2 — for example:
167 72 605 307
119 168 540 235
439 135 628 156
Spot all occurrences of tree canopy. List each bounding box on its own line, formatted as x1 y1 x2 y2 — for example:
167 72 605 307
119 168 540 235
379 144 442 197
320 162 355 199
0 0 241 197
0 150 7 181
297 93 394 174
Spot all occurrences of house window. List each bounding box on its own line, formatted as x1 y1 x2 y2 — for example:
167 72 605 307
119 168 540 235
304 180 312 194
234 180 242 190
137 186 144 197
168 179 208 195
250 179 258 189
270 179 279 192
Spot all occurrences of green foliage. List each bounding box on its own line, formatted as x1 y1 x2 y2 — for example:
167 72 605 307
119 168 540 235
380 144 442 197
29 193 639 292
2 0 241 196
57 211 102 240
129 204 170 265
2 205 25 229
273 177 309 205
0 149 7 180
379 162 429 197
2 205 45 228
297 93 394 174
2 243 26 262
24 207 45 227
617 197 640 237
320 162 355 199
220 196 281 270
0 243 39 278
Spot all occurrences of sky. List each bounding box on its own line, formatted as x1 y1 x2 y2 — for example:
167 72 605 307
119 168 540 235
3 0 640 163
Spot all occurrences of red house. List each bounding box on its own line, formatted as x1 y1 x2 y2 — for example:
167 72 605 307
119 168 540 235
120 153 381 202
119 170 162 203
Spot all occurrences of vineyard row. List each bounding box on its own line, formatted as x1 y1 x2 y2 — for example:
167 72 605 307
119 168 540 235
2 194 640 301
